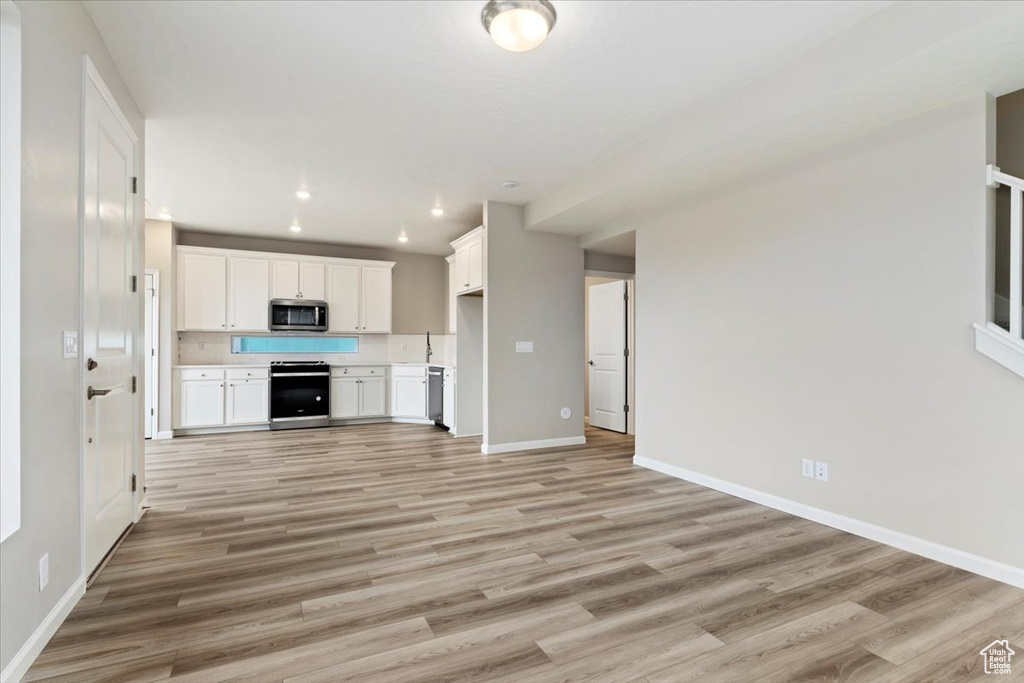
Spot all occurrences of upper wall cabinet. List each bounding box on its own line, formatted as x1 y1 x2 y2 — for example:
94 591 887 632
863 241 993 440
227 257 269 331
177 246 394 333
327 263 394 334
450 227 484 296
446 255 456 334
272 260 325 301
178 252 227 330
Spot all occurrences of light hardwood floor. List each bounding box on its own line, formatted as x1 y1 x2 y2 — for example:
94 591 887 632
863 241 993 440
26 424 1024 682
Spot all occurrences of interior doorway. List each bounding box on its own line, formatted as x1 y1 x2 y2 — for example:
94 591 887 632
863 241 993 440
585 274 635 434
144 270 159 439
81 57 139 575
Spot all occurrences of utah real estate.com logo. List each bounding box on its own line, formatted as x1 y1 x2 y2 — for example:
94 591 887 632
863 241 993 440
980 640 1015 675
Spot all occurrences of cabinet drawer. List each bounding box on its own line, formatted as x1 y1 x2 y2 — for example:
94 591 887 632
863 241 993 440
391 365 427 378
226 367 269 380
332 366 387 378
179 368 225 381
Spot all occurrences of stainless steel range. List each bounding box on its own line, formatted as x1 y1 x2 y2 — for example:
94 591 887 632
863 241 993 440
270 361 330 430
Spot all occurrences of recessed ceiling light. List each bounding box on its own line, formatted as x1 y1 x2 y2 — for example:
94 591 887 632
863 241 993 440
431 207 445 217
397 235 409 243
157 212 173 221
295 190 311 200
482 0 556 53
289 224 302 233
502 180 520 189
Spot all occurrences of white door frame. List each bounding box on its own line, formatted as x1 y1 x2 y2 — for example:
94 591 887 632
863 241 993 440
79 55 142 580
145 269 159 439
585 271 636 436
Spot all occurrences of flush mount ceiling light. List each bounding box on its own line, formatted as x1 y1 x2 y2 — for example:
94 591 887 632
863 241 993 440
431 207 445 217
397 235 409 243
295 190 311 200
289 224 302 233
482 0 556 53
502 180 520 189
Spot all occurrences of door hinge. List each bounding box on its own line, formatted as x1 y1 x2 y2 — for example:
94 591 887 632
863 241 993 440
131 474 137 492
624 292 629 301
132 376 137 393
131 275 137 292
131 177 138 194
150 408 154 416
624 348 630 357
624 404 630 413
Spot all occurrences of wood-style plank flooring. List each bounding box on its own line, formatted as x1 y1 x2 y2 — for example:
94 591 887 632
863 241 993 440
27 424 1024 682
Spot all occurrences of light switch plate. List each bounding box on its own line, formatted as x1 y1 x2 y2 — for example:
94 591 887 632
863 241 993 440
62 331 78 359
38 554 49 591
515 341 533 353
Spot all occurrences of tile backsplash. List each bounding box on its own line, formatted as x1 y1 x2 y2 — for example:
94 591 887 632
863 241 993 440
178 332 453 366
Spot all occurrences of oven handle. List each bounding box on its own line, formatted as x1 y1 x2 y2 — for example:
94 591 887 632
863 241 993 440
271 372 330 378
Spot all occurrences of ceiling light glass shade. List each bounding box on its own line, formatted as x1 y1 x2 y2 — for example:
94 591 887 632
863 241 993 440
482 1 556 52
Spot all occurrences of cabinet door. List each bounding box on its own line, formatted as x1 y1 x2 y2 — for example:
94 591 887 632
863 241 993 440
392 377 427 418
227 257 269 331
300 262 326 301
467 240 483 290
327 264 360 332
359 377 387 417
331 377 360 418
447 259 457 333
360 267 392 333
271 260 300 299
226 380 269 424
179 253 227 330
454 247 471 294
179 380 225 427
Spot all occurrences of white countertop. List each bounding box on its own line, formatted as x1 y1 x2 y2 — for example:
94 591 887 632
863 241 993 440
173 362 447 369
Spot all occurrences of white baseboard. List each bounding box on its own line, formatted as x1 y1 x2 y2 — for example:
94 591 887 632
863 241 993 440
391 418 434 425
154 430 173 440
1 576 86 683
482 435 587 455
633 455 1024 589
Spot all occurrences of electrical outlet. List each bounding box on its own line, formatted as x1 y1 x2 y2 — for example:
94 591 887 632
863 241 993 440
801 458 815 478
815 461 829 482
38 554 49 592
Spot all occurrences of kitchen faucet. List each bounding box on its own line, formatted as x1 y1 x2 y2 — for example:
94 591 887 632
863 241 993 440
425 331 433 363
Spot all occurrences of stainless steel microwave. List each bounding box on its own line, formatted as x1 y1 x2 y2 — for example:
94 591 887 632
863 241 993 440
269 299 328 332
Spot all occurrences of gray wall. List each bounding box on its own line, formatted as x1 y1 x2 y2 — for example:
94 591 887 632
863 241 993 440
995 89 1023 302
1 0 145 672
584 251 635 274
635 96 1023 570
484 202 585 448
144 220 175 436
176 231 446 335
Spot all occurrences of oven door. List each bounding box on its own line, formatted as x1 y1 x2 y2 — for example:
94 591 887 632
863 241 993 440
269 300 328 331
270 374 330 424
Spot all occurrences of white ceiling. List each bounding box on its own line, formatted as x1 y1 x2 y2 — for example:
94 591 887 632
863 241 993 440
84 0 896 255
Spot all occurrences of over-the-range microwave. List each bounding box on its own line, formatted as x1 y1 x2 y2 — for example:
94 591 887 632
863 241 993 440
269 299 328 332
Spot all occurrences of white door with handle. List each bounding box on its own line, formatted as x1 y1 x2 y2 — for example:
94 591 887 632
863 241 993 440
588 280 627 433
82 61 138 574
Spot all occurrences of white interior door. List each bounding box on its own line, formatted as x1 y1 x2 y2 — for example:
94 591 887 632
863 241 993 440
144 273 155 439
588 280 627 433
82 64 137 574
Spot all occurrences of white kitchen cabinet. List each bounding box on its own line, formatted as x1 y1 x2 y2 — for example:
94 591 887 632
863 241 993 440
327 264 360 333
178 379 225 428
450 227 484 295
226 379 269 425
330 377 360 418
442 368 456 432
272 260 325 301
178 252 227 330
359 377 387 417
360 267 392 333
446 255 457 334
227 257 269 331
391 373 427 419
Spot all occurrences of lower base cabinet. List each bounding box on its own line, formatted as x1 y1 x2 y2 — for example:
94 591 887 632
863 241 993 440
179 379 225 428
391 369 427 419
226 379 269 425
331 368 387 419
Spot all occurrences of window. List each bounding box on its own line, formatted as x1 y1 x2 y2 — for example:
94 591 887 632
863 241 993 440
0 0 22 542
